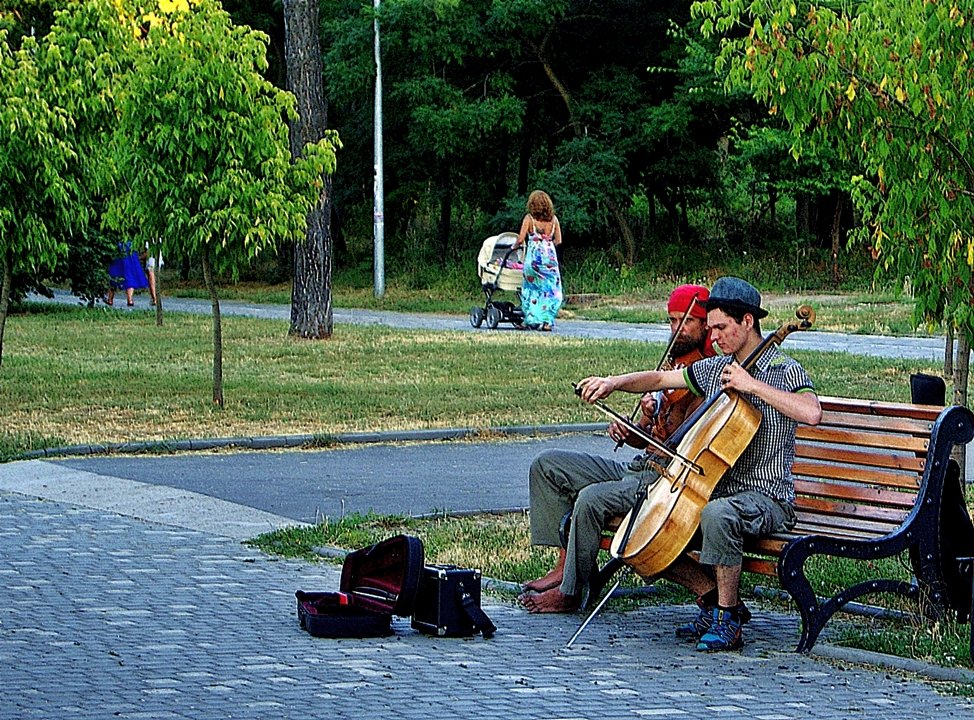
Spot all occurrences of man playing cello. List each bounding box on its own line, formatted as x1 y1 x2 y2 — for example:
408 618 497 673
519 284 714 614
576 277 822 651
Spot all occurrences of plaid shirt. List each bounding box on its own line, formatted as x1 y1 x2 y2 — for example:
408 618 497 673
683 344 815 503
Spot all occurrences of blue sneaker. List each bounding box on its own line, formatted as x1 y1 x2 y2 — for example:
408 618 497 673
676 597 751 639
695 608 744 651
675 596 712 638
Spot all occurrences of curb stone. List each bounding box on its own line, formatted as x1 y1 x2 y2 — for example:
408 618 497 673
16 423 605 460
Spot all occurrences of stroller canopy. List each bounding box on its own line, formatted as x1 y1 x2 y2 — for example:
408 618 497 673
477 232 523 291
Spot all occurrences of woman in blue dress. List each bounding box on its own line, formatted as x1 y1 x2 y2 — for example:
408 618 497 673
512 190 563 331
106 240 149 306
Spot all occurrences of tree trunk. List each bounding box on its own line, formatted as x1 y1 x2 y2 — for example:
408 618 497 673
945 324 955 379
438 162 452 260
952 331 970 481
517 131 531 197
284 0 333 339
201 250 224 408
605 198 636 266
155 251 164 328
830 195 844 287
795 192 811 240
0 250 11 368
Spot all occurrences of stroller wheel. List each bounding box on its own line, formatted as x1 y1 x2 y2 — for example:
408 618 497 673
469 306 485 328
486 305 502 329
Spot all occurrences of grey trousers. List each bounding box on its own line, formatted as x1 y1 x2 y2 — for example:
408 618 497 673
528 450 797 595
528 449 656 596
698 491 796 566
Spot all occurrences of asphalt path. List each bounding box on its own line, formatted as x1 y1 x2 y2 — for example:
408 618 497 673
39 288 949 361
51 433 611 524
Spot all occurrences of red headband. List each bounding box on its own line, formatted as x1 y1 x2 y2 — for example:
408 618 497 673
667 284 709 320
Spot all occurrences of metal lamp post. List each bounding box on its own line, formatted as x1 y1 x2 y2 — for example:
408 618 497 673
373 0 385 298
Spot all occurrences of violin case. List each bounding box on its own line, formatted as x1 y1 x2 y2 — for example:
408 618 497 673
296 534 425 638
296 536 496 639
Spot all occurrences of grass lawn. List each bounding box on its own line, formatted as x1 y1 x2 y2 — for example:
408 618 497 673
0 301 940 453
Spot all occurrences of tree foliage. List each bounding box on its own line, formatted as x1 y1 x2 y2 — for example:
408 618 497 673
313 0 764 269
111 0 338 405
0 26 75 365
693 0 974 340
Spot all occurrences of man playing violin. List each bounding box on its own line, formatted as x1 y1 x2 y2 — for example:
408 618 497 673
575 277 822 651
519 284 714 614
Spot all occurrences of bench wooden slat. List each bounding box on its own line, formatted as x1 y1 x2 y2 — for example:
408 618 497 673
793 513 902 538
747 537 790 554
794 495 911 524
792 460 922 490
793 478 920 507
796 425 930 453
742 557 778 575
795 443 926 473
815 408 937 435
818 396 942 421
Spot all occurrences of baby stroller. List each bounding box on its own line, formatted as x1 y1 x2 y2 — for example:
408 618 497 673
470 231 525 329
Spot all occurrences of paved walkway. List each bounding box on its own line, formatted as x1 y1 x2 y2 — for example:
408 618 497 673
4 487 974 720
4 434 974 719
38 288 951 361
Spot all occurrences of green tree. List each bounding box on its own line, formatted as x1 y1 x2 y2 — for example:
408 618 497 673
317 1 763 270
35 0 140 307
0 27 74 366
694 0 974 401
112 0 337 406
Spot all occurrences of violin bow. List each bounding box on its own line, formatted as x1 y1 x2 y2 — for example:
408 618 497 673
614 295 702 452
573 384 705 476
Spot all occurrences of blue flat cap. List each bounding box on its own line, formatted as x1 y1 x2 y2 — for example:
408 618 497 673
706 276 769 319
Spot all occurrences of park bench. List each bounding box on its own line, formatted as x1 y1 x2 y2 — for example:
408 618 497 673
573 395 974 653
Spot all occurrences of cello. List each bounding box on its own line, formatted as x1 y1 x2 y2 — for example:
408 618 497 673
609 305 815 579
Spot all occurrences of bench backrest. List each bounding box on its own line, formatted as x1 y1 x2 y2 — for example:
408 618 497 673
791 396 940 541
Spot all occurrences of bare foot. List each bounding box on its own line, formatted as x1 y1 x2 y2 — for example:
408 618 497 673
522 548 567 593
522 567 565 594
518 588 580 614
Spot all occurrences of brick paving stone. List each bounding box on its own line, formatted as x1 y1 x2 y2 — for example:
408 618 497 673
3 491 974 720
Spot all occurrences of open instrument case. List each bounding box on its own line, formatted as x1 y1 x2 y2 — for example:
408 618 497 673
296 534 425 638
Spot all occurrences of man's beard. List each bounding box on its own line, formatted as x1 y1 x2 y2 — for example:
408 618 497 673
670 335 703 358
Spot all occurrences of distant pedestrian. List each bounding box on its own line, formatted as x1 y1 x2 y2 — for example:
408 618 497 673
106 240 148 307
141 242 163 306
511 190 563 331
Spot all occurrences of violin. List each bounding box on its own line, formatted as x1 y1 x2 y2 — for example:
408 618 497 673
610 305 816 578
614 296 705 452
648 347 708 443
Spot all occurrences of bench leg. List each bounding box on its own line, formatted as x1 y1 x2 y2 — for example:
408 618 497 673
779 549 822 653
960 557 974 661
783 541 925 653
